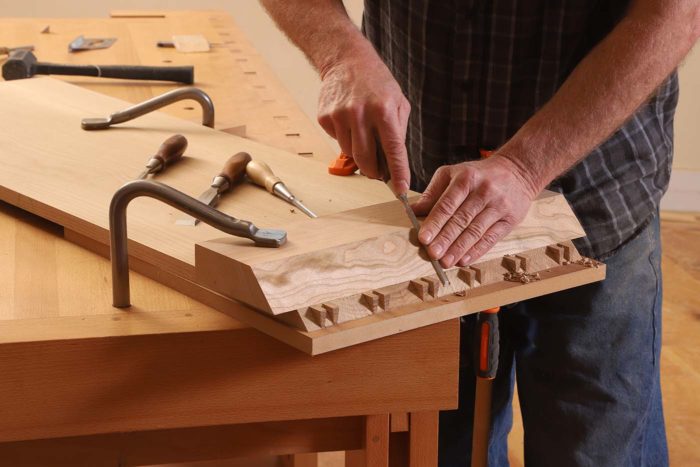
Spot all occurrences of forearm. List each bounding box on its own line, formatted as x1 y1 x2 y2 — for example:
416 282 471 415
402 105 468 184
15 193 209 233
260 0 376 77
262 0 413 193
499 0 700 195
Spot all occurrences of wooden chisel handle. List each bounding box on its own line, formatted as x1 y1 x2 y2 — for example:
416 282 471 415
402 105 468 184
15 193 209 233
246 160 282 193
219 152 252 187
153 134 188 170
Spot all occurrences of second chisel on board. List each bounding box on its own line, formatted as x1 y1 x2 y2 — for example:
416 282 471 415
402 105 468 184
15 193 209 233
175 151 252 226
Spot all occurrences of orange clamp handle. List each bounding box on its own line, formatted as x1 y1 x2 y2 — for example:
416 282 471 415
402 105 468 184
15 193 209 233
328 152 358 176
479 149 495 159
475 306 500 379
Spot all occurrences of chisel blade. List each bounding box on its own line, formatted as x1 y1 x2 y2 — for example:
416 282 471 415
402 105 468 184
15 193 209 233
397 194 451 286
291 198 318 218
135 169 150 180
175 187 219 226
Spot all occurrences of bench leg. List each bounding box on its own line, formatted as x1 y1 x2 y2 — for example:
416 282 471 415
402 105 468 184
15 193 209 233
408 411 439 467
345 414 390 467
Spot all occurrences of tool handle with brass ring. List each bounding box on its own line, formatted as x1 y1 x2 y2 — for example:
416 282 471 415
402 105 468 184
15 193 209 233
219 152 252 189
150 134 187 173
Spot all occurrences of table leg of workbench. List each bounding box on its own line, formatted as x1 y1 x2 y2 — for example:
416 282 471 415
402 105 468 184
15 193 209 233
408 411 439 467
345 414 390 467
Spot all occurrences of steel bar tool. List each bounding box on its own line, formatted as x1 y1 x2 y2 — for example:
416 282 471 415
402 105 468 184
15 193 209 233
2 50 193 84
135 134 187 180
246 160 317 218
176 152 252 226
110 180 287 308
82 87 215 130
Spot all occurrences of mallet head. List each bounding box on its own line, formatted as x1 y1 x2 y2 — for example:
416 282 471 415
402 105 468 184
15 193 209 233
2 49 37 80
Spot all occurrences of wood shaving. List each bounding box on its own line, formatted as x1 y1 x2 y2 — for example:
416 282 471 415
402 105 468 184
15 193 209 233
574 258 600 268
504 271 541 284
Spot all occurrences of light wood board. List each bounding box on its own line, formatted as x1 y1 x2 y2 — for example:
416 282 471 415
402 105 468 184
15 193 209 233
0 77 603 354
0 77 394 282
197 190 585 315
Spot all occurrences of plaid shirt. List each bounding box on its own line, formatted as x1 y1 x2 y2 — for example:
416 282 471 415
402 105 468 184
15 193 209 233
362 0 678 259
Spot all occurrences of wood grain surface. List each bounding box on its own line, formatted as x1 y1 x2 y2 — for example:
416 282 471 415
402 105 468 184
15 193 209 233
0 13 458 466
196 190 585 314
0 77 394 280
0 77 600 355
0 313 458 443
0 417 363 467
0 12 337 163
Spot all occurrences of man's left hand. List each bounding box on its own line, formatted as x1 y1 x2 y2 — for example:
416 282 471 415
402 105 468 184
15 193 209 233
411 156 539 268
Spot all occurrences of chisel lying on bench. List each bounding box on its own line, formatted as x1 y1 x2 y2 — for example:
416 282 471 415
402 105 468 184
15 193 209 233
176 152 252 226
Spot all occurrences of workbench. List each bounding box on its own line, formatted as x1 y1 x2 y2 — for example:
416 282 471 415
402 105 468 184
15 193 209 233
0 11 458 467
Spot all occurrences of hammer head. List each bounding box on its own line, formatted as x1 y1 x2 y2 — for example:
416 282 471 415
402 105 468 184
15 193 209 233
2 49 37 80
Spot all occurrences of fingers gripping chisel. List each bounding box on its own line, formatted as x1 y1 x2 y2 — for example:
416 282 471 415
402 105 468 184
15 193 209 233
245 160 318 218
135 134 187 180
176 152 253 226
375 146 451 286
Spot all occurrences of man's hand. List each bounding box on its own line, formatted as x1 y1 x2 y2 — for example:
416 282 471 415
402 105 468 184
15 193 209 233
260 0 412 194
318 52 411 194
412 156 539 268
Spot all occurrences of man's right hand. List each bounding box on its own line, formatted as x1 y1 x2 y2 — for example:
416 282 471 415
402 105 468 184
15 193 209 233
317 51 411 195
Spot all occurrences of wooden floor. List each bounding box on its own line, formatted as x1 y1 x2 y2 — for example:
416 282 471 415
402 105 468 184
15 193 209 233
159 212 700 466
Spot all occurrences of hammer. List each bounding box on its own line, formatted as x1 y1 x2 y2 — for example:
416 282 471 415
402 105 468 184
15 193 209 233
2 50 193 84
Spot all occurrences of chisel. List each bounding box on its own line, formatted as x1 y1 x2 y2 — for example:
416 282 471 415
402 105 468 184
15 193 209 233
176 152 252 226
245 160 317 218
135 134 187 180
376 146 451 286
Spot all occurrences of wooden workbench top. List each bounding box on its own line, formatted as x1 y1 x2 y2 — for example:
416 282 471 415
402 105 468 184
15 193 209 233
0 10 351 337
0 11 336 163
0 11 459 444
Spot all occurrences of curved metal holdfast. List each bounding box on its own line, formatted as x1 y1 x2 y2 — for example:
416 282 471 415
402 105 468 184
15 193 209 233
82 87 215 130
110 180 287 308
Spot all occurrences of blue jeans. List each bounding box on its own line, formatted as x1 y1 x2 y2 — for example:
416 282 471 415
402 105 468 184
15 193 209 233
438 215 667 466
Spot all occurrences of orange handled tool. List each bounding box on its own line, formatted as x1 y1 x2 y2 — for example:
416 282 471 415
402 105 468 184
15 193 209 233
328 152 358 176
475 306 500 379
471 306 501 467
479 149 495 159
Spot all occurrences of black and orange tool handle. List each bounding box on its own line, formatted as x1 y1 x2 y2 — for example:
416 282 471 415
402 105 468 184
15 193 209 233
474 307 500 380
219 152 252 188
152 134 188 171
